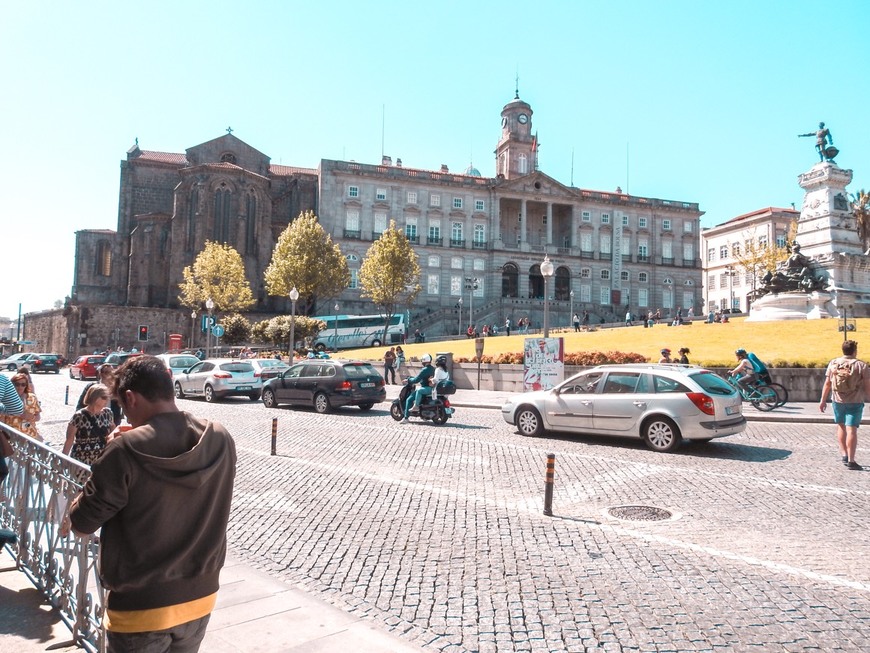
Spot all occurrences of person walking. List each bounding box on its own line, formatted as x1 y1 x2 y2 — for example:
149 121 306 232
505 317 511 337
582 311 590 329
395 346 405 374
573 313 581 332
819 339 870 470
67 355 236 652
383 347 397 384
64 383 116 466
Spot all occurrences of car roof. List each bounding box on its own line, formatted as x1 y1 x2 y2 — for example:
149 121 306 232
589 363 711 375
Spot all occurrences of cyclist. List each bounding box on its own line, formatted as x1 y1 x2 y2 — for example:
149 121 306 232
730 348 757 391
659 348 672 363
402 354 435 422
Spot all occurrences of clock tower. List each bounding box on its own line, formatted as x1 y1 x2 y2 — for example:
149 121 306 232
495 94 535 180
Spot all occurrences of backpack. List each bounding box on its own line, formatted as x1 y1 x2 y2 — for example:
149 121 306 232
832 358 863 395
747 352 767 374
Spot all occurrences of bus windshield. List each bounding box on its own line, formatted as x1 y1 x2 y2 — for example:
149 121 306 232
311 313 406 350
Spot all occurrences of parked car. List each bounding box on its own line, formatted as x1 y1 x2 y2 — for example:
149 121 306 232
154 353 202 376
173 359 260 402
248 358 290 382
69 355 106 380
0 353 38 371
30 354 61 374
261 359 386 413
501 364 746 452
102 351 144 369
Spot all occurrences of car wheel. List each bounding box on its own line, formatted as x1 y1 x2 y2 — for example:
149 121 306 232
69 369 75 378
358 402 374 411
313 392 331 414
642 416 682 452
431 406 448 425
204 385 215 403
249 393 260 401
54 369 60 374
515 406 544 437
262 389 278 408
174 382 185 399
390 401 404 421
7 364 15 371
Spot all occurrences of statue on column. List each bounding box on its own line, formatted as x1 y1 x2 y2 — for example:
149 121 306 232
757 242 827 295
798 122 837 162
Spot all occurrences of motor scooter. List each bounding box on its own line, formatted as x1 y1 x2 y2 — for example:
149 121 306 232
390 379 455 424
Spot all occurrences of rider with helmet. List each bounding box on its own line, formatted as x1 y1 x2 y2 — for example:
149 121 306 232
659 348 672 363
730 348 756 390
402 354 436 422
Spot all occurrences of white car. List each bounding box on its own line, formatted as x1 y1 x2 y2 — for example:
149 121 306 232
172 358 260 402
0 353 38 371
154 353 202 376
501 364 746 452
248 358 290 383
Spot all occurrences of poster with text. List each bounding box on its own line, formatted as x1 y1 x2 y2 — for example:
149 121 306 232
523 337 565 392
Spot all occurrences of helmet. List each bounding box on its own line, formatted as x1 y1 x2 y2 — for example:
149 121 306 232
421 354 432 363
735 348 747 356
435 355 447 366
661 348 671 354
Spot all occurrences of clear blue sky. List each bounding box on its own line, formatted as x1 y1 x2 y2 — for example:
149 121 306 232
2 0 868 322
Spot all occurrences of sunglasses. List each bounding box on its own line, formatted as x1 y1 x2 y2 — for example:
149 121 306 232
13 382 27 387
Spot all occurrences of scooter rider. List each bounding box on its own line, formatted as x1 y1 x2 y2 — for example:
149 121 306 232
401 354 435 423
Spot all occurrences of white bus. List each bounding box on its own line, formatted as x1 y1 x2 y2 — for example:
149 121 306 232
311 313 407 351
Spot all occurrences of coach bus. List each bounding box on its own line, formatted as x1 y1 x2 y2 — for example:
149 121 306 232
311 312 407 351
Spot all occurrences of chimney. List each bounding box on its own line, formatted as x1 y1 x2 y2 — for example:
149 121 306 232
382 155 392 166
396 158 402 167
440 164 449 173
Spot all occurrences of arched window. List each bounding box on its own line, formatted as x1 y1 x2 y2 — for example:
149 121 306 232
554 266 571 301
501 263 519 298
244 192 257 254
96 240 111 277
518 154 528 175
528 264 543 299
220 152 237 164
213 184 232 243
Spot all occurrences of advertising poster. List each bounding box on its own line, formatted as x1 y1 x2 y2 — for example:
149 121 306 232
523 337 565 392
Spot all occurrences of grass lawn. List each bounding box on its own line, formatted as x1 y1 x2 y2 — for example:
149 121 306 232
342 316 868 368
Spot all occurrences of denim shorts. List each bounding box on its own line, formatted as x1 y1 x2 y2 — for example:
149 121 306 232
832 402 864 426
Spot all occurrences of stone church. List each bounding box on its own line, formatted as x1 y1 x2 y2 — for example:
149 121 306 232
28 94 704 357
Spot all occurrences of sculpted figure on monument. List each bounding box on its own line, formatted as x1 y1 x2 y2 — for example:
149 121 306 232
798 122 836 162
757 243 826 295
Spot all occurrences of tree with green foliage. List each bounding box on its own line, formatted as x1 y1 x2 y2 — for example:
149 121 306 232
851 189 870 253
178 241 256 313
358 220 421 339
733 221 795 298
264 211 350 315
220 313 252 346
251 315 326 349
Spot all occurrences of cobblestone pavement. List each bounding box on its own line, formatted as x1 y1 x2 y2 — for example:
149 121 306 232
29 373 870 652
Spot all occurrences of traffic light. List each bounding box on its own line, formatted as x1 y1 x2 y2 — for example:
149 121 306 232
138 325 149 342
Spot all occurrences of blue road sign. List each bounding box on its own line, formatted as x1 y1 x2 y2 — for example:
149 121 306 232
212 324 225 338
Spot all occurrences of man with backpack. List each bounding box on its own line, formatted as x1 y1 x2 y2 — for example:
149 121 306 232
819 339 870 470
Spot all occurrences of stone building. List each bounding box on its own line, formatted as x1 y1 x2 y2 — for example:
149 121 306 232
33 95 704 358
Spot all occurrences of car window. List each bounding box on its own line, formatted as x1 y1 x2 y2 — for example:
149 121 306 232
653 375 691 393
169 356 200 369
689 371 735 396
190 362 209 373
221 362 253 373
316 365 336 378
602 372 641 394
560 371 604 395
283 365 304 379
344 363 378 378
257 360 284 369
89 357 105 364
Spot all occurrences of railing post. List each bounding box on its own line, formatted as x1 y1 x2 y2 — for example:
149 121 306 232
543 453 555 516
270 418 277 455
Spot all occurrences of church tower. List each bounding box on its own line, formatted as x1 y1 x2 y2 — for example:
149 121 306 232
495 93 536 180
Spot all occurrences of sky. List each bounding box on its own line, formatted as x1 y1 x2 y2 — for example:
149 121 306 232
2 0 869 323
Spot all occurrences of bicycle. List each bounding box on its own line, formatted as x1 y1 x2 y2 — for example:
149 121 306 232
723 374 779 411
764 381 789 408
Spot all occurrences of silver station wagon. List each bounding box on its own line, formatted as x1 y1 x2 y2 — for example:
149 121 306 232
501 364 746 452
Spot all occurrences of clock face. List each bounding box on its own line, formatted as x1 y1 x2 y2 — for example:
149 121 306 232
518 113 528 124
501 116 508 128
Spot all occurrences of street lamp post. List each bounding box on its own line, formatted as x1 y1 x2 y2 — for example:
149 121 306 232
457 298 463 335
465 277 479 332
541 255 555 338
727 265 734 313
333 303 340 351
190 310 197 349
288 287 299 360
569 290 574 329
205 298 214 358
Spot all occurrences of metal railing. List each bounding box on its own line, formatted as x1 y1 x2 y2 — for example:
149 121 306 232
1 424 104 652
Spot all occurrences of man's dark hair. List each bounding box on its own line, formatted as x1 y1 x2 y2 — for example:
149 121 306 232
114 355 174 402
842 339 858 357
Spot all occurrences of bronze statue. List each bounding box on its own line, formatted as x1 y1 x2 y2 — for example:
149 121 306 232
757 242 827 296
799 122 835 162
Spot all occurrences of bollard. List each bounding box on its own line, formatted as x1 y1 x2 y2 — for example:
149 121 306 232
64 386 69 405
543 453 555 516
270 417 277 455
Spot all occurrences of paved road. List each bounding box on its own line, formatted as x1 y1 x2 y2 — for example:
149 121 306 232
24 373 870 651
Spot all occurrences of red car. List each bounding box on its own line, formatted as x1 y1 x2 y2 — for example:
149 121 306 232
69 355 106 380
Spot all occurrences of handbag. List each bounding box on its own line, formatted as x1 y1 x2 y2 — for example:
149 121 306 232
1 431 13 458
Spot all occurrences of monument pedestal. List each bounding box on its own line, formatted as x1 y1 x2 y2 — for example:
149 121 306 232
746 291 834 322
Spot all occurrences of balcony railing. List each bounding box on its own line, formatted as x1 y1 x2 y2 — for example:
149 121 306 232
343 229 361 239
580 250 594 259
450 239 466 248
599 252 612 260
662 257 675 266
428 237 443 247
0 425 104 652
472 240 487 250
637 255 650 263
407 234 419 244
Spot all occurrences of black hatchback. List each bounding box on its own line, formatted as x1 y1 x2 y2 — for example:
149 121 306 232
31 354 61 374
261 360 386 413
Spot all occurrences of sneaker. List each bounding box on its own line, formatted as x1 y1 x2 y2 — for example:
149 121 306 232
847 461 863 471
400 418 410 424
842 455 849 465
409 407 420 416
